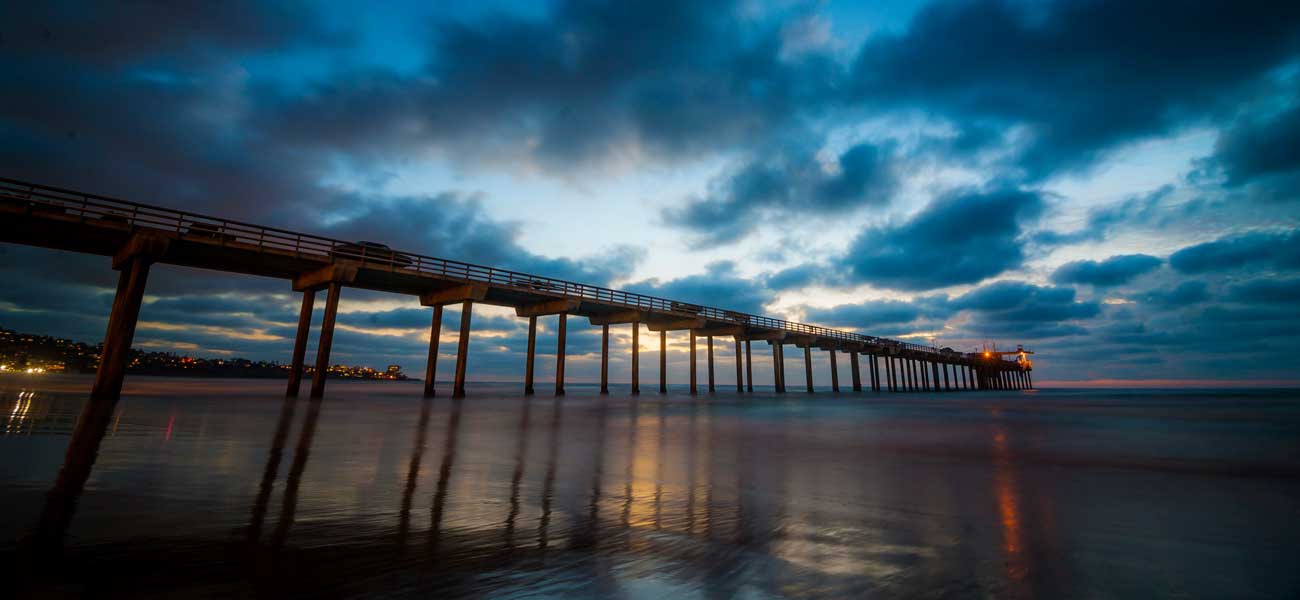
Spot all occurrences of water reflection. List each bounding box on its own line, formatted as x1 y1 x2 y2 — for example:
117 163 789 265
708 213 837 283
248 394 300 543
397 395 433 548
7 383 1299 598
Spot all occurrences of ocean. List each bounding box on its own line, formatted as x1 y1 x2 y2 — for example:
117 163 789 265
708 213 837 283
3 375 1298 598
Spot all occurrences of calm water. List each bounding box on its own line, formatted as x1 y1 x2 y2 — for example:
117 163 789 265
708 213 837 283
2 375 1299 599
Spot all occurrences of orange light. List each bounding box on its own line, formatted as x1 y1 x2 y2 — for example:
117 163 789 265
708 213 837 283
984 352 991 357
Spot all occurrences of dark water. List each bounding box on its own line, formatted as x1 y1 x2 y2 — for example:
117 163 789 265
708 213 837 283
2 375 1299 599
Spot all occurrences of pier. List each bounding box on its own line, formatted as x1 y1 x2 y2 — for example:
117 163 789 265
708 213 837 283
0 176 1033 405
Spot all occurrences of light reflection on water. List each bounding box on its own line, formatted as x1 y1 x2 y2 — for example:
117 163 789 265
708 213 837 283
1 376 1300 598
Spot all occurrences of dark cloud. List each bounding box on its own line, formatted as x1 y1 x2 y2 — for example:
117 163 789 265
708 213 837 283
1135 280 1209 308
839 186 1044 291
1225 277 1300 305
318 192 641 285
952 280 1099 338
1169 230 1300 274
803 296 952 337
1033 185 1198 246
1050 254 1161 287
258 0 838 170
626 261 775 315
851 0 1300 178
1212 103 1300 187
663 143 898 244
2 1 336 66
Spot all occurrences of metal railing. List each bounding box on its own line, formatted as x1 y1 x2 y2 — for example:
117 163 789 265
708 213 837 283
0 176 947 355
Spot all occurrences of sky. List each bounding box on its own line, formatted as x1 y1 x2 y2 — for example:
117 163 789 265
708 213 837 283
3 0 1300 387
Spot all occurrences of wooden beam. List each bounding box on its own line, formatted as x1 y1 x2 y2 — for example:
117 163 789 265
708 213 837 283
588 310 645 326
420 283 488 307
292 261 358 292
738 329 785 342
111 232 170 270
645 317 706 332
516 298 581 317
693 324 743 337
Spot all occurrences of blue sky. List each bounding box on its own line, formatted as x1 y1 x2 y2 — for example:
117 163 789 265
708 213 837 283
3 0 1300 386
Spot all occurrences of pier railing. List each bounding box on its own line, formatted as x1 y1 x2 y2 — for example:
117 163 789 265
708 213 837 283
0 177 942 355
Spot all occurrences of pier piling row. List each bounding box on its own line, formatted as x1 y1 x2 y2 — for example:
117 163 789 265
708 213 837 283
0 176 1033 403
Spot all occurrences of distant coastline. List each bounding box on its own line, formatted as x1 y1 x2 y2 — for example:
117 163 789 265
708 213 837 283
0 327 408 381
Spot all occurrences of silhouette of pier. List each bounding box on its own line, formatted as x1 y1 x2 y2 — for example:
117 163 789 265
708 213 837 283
0 176 1033 404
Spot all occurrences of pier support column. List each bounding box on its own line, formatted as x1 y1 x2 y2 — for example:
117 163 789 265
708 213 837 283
745 340 754 392
286 289 315 397
829 350 839 392
850 352 862 392
309 282 342 399
734 338 743 392
659 331 667 394
689 331 698 395
91 250 156 406
524 316 537 395
942 363 951 391
707 335 715 392
600 324 609 394
1027 371 1033 389
910 359 919 391
932 361 941 392
453 301 473 398
771 343 784 392
554 313 567 396
803 345 814 393
425 305 444 397
631 322 640 395
37 237 170 555
872 355 881 392
885 357 895 391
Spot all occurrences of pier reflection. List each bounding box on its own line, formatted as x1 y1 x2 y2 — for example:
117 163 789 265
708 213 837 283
8 386 1097 598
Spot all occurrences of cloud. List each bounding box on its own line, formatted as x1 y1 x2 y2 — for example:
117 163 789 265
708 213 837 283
1212 102 1300 187
850 0 1300 178
1225 277 1300 304
256 0 841 171
318 192 642 285
1050 254 1162 287
839 186 1044 291
1169 230 1300 273
1135 280 1209 308
663 142 898 245
803 296 953 337
625 261 775 315
952 280 1100 338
